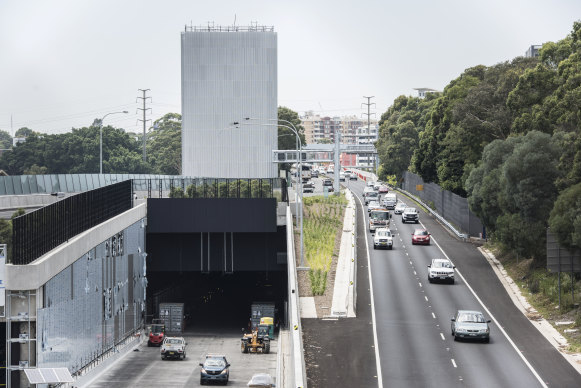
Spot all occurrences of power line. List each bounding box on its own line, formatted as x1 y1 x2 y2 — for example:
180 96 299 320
137 89 152 162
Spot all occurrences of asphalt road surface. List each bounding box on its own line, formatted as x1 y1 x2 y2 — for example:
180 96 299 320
87 330 277 387
348 178 580 387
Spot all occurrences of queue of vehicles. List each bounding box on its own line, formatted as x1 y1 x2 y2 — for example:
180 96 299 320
362 181 491 343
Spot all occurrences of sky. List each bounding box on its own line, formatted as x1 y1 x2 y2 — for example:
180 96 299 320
1 0 580 136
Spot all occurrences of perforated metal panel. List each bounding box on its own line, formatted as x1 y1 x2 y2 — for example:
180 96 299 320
37 219 147 374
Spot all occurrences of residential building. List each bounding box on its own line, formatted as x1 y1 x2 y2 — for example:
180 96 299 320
301 113 377 145
181 25 277 178
413 88 439 99
525 45 542 58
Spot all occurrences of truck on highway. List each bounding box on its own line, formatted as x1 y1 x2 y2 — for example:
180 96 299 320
369 209 390 233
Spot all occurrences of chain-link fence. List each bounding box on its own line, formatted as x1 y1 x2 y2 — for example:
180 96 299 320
402 171 484 237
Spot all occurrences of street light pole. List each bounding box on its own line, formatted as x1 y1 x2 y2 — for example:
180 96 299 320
99 111 128 174
240 117 307 268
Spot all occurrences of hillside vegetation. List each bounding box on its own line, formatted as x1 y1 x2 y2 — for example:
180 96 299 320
377 21 581 266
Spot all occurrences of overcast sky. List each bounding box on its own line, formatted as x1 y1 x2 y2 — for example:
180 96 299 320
1 0 580 135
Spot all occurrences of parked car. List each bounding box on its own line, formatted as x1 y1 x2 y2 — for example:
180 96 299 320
373 228 393 250
427 258 455 283
411 228 430 245
378 184 389 193
160 337 186 360
200 354 230 385
394 202 406 214
303 181 314 193
402 207 419 223
451 310 490 342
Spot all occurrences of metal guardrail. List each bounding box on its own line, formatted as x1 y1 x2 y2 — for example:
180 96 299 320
396 187 468 240
286 206 307 388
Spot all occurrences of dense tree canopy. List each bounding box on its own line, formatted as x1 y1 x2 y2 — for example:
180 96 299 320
377 21 581 261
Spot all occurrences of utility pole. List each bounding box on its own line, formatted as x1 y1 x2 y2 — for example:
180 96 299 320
137 89 152 162
362 96 377 172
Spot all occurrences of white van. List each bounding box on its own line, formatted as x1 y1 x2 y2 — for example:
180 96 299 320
382 193 397 209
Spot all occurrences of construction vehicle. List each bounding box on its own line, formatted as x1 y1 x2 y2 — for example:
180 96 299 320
241 324 271 354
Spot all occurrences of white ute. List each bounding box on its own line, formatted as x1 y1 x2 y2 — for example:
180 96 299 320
373 228 393 250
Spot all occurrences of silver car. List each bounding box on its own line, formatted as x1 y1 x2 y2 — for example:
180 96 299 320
451 310 491 343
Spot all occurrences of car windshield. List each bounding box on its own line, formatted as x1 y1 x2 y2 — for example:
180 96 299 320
369 192 378 197
377 230 391 237
433 261 453 268
405 208 416 213
205 359 226 367
414 230 428 236
166 338 182 344
458 313 485 323
396 203 405 208
371 211 388 220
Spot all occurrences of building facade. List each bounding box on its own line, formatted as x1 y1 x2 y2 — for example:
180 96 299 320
181 25 278 178
525 45 542 58
301 112 377 145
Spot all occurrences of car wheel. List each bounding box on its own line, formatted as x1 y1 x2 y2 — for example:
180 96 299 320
484 337 490 343
453 334 458 342
373 245 376 250
415 220 419 224
450 279 455 284
200 379 205 385
388 246 393 250
428 277 432 283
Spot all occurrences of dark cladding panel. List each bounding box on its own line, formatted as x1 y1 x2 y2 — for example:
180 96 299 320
147 198 277 233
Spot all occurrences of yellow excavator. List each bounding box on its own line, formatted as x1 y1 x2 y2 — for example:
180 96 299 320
241 324 271 354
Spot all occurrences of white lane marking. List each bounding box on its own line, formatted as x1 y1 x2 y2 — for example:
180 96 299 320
414 271 417 275
418 282 422 288
354 191 383 388
440 333 445 341
425 296 429 302
432 312 436 319
451 359 457 368
430 236 548 388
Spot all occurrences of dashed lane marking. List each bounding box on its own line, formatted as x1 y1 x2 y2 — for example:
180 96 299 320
432 312 436 319
451 359 457 368
440 333 445 341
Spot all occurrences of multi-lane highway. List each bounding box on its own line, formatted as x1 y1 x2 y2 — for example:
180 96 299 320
344 177 579 387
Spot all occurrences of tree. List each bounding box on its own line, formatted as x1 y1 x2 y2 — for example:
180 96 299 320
14 127 35 138
277 107 305 150
549 182 581 250
376 120 418 180
0 130 12 149
147 113 182 175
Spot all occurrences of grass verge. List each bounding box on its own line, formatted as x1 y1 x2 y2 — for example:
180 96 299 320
488 243 581 353
299 194 348 295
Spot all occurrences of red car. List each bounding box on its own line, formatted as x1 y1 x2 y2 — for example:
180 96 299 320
411 229 431 245
378 185 389 193
148 323 165 346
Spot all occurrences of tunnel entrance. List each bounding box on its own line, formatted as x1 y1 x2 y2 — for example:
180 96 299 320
145 198 288 332
146 271 287 332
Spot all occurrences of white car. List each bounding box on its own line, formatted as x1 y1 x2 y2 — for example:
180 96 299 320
427 258 455 284
161 336 187 360
339 172 346 181
394 202 406 214
367 181 375 188
373 228 393 250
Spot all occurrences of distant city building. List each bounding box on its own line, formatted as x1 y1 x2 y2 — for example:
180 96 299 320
13 137 25 147
413 88 439 99
525 45 542 58
300 112 377 145
355 125 378 167
181 24 277 178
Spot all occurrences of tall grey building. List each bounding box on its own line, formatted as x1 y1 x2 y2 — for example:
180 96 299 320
181 25 278 178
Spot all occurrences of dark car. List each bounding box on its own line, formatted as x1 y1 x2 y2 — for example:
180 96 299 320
323 179 334 192
411 229 430 245
451 310 491 342
200 355 230 385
